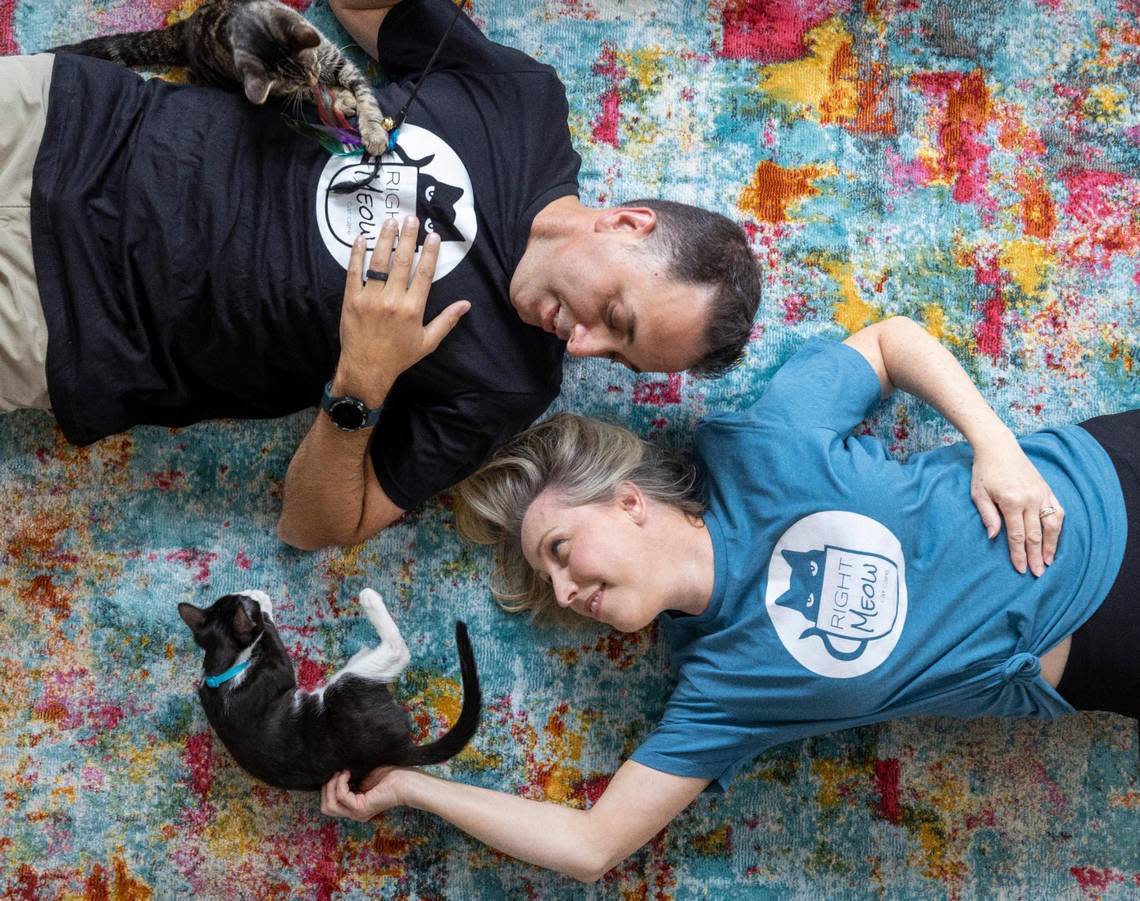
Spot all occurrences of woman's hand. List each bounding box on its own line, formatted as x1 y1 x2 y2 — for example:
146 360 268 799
320 767 404 822
333 216 470 408
970 432 1064 576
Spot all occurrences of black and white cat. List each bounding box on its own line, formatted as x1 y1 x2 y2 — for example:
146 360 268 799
177 588 480 791
50 0 389 154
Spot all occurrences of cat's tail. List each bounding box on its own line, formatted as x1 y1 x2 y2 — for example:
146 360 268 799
49 21 190 69
401 621 481 767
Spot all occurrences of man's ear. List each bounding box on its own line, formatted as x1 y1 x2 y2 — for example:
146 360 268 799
615 480 647 524
593 207 657 237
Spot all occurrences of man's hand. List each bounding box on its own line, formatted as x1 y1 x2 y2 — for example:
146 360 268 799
334 216 470 407
970 432 1064 577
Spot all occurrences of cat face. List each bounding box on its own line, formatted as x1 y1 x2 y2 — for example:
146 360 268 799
774 549 827 618
229 1 323 105
179 592 267 662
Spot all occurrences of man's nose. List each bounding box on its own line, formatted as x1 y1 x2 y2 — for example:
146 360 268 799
566 323 609 358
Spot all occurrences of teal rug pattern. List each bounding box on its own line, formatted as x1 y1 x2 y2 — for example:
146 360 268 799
2 0 1140 898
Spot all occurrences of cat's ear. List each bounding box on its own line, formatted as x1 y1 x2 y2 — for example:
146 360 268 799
289 21 322 50
232 604 257 642
178 603 207 634
234 52 273 105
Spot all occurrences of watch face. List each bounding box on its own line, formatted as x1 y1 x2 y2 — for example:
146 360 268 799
328 398 368 430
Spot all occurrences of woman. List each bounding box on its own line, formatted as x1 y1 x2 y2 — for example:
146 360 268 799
320 316 1136 882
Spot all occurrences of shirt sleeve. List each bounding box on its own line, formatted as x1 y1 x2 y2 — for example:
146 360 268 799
369 388 554 511
379 0 552 79
743 337 884 435
630 677 776 793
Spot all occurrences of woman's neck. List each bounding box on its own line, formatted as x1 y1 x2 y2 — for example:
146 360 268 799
665 510 716 617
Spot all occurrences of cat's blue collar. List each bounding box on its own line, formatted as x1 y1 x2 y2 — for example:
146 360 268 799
204 658 251 689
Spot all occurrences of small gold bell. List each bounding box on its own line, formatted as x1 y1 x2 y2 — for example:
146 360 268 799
381 116 396 133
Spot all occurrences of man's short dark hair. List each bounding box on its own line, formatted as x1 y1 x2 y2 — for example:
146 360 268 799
625 198 761 377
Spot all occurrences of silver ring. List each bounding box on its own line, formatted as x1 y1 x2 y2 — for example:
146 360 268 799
1039 505 1057 518
365 269 389 283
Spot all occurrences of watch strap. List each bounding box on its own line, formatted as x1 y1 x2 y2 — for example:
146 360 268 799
320 381 383 430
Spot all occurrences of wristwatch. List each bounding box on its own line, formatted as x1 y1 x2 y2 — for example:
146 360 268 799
320 381 383 431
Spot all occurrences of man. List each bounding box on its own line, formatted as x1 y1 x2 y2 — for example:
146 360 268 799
0 0 760 549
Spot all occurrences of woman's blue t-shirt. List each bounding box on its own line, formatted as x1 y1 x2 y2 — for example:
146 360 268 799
631 338 1126 791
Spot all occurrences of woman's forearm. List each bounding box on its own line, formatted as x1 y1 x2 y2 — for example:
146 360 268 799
876 316 1015 451
396 770 608 882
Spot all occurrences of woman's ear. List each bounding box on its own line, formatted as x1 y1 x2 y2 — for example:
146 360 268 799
615 480 647 524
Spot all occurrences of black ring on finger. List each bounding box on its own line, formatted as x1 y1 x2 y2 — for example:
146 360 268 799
365 269 389 283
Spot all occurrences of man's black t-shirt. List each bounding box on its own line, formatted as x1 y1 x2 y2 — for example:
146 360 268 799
30 0 576 510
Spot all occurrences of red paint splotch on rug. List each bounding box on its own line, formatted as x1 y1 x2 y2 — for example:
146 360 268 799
296 656 328 692
590 44 625 147
873 758 902 825
0 0 18 55
299 822 345 901
632 373 682 405
1060 168 1140 269
910 70 995 211
718 0 851 63
166 548 218 583
1070 866 1125 899
184 730 215 804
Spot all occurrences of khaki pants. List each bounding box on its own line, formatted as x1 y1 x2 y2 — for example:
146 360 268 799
0 54 53 411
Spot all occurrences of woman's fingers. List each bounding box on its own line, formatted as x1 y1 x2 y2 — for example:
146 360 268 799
1022 506 1045 577
971 489 1003 541
1041 496 1064 566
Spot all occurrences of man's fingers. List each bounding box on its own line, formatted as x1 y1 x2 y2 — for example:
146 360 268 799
388 216 420 286
365 218 400 281
423 301 471 352
347 235 366 285
411 233 442 293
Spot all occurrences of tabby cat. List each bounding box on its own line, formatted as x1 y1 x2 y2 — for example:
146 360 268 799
51 0 389 154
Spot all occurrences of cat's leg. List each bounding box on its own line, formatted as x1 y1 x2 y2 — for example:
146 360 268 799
319 48 388 156
237 589 273 622
325 589 411 684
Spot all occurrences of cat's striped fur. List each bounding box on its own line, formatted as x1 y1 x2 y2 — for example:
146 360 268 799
51 0 389 154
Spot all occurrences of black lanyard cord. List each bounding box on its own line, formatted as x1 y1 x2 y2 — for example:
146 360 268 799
332 0 466 195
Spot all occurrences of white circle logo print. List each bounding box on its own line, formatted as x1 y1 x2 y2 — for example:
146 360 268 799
764 511 907 679
315 124 476 280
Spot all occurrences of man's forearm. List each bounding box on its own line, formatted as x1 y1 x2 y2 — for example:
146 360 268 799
878 317 1016 451
277 384 404 550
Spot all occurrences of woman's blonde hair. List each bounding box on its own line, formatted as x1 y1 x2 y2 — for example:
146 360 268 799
454 412 705 616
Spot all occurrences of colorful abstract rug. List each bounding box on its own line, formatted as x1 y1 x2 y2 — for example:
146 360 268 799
3 0 1139 898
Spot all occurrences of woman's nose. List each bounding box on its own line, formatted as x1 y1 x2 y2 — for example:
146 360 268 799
552 571 577 607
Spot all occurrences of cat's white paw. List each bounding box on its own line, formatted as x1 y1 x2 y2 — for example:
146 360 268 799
332 88 357 116
238 589 274 621
358 588 386 617
358 115 390 158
